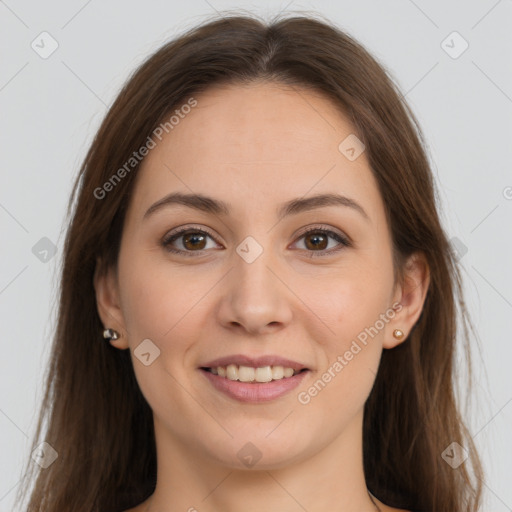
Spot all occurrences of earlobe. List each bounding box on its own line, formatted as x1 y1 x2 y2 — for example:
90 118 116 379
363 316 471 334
384 252 430 349
93 258 129 349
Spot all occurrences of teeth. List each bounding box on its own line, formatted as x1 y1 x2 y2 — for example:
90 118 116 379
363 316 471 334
255 366 273 382
226 364 238 380
283 367 294 378
238 366 255 382
271 366 284 380
209 364 302 383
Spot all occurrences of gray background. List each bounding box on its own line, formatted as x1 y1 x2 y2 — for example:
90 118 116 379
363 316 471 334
1 0 511 510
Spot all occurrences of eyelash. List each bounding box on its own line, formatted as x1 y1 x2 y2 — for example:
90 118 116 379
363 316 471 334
161 224 351 258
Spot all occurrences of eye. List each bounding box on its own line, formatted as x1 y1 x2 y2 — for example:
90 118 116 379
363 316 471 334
291 225 351 258
161 224 351 258
161 226 220 256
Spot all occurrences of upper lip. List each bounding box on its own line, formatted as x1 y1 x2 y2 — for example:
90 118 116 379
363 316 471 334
201 354 309 371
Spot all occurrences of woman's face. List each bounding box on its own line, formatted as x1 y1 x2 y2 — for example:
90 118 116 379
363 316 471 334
97 81 416 469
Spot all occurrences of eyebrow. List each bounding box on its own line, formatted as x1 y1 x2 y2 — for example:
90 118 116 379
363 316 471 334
143 191 370 222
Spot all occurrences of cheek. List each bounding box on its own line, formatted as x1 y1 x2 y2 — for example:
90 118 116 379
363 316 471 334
118 247 210 345
297 282 387 423
303 251 393 405
319 262 394 344
116 255 211 419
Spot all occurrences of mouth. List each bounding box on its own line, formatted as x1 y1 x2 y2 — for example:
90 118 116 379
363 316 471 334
198 356 311 403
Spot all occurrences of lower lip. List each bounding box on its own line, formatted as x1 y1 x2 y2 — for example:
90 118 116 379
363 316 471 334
200 369 309 403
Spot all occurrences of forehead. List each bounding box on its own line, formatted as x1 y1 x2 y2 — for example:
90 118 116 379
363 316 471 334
128 81 384 224
161 81 357 165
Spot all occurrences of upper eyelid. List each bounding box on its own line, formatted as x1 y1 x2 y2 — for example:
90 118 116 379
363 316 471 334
163 225 219 242
294 224 348 240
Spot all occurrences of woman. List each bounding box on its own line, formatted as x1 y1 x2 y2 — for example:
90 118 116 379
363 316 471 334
16 11 483 512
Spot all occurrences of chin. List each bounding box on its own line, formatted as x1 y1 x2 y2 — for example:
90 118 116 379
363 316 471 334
201 430 318 471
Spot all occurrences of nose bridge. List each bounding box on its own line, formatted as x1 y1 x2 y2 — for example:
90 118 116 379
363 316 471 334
220 233 292 333
233 236 280 302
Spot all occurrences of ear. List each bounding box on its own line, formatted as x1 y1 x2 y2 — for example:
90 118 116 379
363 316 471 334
93 257 129 350
384 251 430 349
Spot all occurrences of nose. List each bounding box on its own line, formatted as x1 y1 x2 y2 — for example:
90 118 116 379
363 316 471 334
217 244 293 336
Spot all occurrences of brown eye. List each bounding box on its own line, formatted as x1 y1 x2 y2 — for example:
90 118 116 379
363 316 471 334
293 227 351 258
303 232 329 251
162 227 219 256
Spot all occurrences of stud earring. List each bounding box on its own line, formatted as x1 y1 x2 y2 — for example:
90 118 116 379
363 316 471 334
393 329 405 341
103 328 120 341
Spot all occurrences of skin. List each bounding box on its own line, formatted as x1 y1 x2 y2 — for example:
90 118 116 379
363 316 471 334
94 81 429 512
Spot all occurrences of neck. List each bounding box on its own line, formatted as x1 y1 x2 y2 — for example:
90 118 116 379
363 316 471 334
143 409 380 512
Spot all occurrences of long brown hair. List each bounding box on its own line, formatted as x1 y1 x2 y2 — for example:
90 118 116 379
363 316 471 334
15 11 483 512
